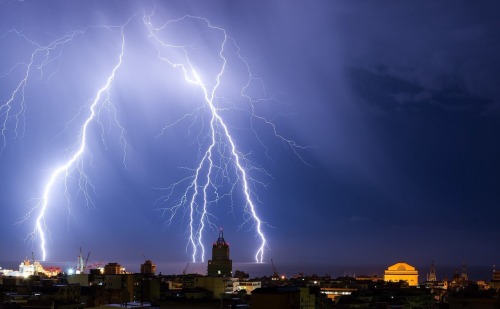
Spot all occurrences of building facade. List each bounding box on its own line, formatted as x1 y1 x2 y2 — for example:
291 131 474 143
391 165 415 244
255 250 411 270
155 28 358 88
384 262 419 286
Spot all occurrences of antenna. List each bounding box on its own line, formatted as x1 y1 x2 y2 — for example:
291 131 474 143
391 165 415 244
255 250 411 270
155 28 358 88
271 259 279 280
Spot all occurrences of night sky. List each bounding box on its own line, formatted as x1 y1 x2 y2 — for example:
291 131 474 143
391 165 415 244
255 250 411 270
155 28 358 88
1 1 499 278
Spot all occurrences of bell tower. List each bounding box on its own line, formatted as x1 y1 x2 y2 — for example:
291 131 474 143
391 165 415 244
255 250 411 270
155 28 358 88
427 260 437 281
207 229 232 277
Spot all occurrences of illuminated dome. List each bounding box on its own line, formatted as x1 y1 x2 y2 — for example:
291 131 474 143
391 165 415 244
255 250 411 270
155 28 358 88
384 262 419 286
388 262 416 272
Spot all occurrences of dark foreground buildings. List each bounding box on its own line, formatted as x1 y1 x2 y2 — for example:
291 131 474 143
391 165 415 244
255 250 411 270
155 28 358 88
2 252 500 309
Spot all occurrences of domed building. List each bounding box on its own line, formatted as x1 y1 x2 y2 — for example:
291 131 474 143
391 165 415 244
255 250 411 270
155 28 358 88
384 262 419 286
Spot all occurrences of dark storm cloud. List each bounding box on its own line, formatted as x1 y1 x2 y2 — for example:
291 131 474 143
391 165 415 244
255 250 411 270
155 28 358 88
347 66 495 115
334 2 500 219
336 1 500 102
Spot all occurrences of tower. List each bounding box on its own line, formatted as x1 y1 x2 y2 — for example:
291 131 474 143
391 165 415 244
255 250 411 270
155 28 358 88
461 262 468 281
140 260 156 275
427 260 437 281
207 230 232 277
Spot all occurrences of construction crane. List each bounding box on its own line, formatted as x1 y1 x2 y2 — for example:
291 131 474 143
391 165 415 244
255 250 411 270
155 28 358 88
77 247 91 274
84 251 91 273
77 248 84 273
183 262 189 275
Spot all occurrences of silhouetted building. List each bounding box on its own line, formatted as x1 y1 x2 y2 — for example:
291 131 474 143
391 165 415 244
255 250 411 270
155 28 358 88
134 275 160 303
104 263 122 275
140 260 156 275
448 287 500 309
251 286 300 309
490 268 500 290
207 230 232 277
450 264 471 289
104 274 134 303
494 268 500 281
461 262 469 281
67 273 89 286
194 276 237 299
234 270 249 279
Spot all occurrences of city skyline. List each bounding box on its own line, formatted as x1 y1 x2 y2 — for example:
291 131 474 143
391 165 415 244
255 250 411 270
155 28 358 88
1 1 499 270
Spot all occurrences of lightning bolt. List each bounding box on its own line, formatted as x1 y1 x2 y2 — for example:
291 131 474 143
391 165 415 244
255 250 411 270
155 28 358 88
145 13 306 263
3 10 305 263
13 22 131 261
0 28 86 153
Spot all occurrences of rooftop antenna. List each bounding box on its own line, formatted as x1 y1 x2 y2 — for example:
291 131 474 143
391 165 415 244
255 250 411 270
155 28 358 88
216 228 226 245
271 259 279 280
32 252 38 275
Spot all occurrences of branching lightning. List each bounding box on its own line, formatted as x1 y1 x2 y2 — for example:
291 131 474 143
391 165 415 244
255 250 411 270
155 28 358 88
0 29 85 153
144 13 306 263
2 10 305 263
9 22 131 261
